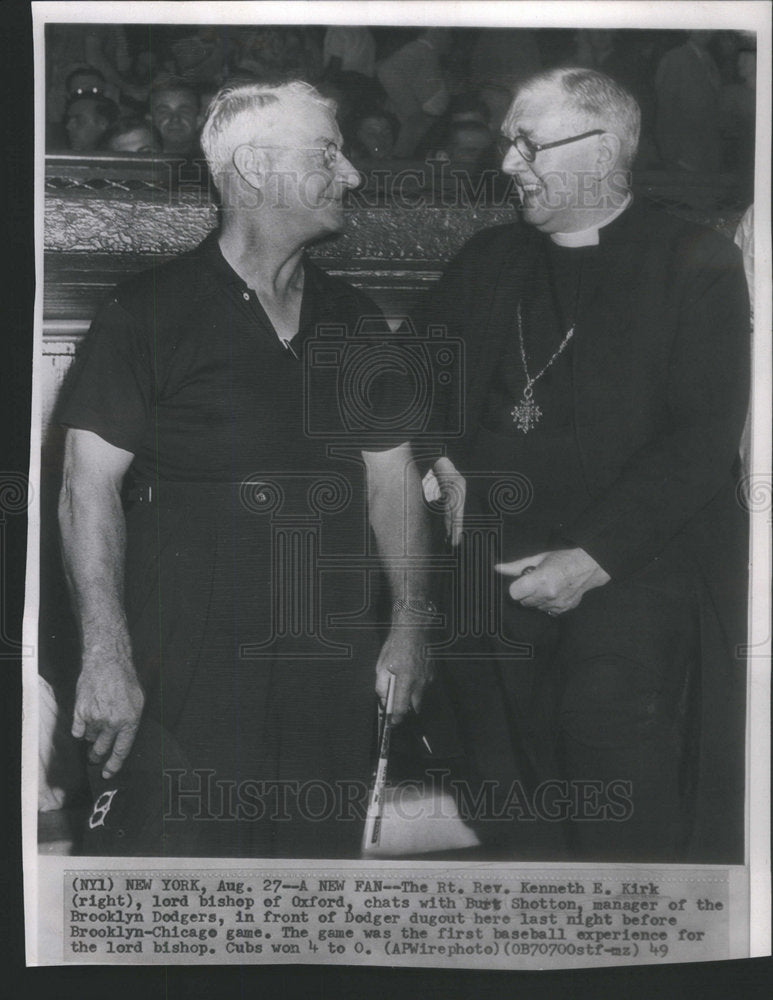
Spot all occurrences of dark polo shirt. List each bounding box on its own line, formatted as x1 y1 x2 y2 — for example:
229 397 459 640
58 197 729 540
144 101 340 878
59 231 409 482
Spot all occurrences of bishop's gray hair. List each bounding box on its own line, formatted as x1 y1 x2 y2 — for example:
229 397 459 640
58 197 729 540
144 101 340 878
510 67 641 170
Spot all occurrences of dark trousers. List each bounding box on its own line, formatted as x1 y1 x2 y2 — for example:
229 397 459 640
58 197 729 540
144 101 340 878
442 551 699 862
114 495 379 859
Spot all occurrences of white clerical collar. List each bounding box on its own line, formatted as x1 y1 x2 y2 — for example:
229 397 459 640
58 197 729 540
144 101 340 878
549 193 632 247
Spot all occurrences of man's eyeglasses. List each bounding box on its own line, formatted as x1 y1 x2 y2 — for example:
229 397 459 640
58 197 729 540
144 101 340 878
497 129 605 163
254 141 340 169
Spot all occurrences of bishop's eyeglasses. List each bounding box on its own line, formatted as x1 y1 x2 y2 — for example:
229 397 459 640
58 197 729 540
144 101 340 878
497 129 605 163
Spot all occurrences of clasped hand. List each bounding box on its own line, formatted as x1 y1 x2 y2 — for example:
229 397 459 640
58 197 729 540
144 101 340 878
375 626 433 724
495 547 611 616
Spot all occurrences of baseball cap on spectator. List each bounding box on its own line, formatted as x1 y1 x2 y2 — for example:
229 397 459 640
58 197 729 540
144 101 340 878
66 66 106 99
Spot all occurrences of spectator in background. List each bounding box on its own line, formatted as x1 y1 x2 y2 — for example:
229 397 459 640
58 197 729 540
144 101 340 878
147 78 210 190
230 26 320 82
446 93 489 125
80 23 146 102
65 94 119 152
50 67 111 147
130 48 163 88
348 109 397 162
103 117 162 154
434 120 494 177
655 31 722 172
50 23 148 119
170 26 227 86
470 29 541 131
377 28 451 157
149 78 202 156
47 24 129 124
117 48 171 116
418 93 490 158
66 66 107 101
323 26 376 78
229 27 287 78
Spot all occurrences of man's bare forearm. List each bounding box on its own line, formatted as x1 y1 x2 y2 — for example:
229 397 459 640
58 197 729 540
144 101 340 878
59 471 130 647
58 429 143 776
363 442 436 720
364 442 433 611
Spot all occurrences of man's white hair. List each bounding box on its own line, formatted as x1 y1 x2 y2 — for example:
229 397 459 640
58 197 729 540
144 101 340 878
510 67 641 170
200 79 336 190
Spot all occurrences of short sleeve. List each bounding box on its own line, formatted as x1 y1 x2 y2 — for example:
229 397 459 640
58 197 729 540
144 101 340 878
351 320 446 454
57 296 153 454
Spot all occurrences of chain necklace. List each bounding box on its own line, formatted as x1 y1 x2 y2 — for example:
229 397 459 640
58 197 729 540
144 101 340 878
510 301 575 433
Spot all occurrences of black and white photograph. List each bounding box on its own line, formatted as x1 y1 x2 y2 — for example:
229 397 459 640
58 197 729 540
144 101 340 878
22 0 770 977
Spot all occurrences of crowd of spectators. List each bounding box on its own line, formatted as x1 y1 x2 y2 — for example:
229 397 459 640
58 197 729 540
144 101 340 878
46 24 756 192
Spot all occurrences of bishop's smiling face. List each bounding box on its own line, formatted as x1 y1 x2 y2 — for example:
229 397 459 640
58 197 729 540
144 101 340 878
500 84 605 235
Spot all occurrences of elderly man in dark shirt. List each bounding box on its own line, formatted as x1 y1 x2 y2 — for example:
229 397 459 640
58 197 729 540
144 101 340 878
427 67 749 863
58 80 433 857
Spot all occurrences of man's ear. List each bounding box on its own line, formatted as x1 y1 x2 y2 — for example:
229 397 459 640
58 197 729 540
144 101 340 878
596 132 621 179
232 144 269 190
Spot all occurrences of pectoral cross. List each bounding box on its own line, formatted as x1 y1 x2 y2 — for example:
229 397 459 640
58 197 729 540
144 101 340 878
511 394 542 433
